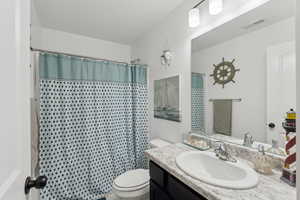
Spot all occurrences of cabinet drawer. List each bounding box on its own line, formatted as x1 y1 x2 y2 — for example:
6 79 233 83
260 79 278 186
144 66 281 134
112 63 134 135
167 175 207 200
150 161 167 188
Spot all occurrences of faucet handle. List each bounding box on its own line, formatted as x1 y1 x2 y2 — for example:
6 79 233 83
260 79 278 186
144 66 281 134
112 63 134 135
249 135 254 144
243 132 254 146
214 141 228 157
213 141 237 163
214 141 226 150
243 132 249 140
258 144 265 155
245 132 252 138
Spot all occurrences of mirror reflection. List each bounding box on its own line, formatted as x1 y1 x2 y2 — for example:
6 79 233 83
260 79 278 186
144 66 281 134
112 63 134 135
190 0 296 156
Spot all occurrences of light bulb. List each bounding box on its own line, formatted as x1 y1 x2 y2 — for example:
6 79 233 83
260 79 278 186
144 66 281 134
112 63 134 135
188 8 200 28
209 0 223 15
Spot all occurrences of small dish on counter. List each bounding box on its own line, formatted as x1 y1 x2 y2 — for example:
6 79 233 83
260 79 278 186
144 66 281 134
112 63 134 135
183 133 210 151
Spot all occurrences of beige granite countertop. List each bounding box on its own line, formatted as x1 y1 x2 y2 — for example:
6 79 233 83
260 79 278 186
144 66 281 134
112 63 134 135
145 144 296 200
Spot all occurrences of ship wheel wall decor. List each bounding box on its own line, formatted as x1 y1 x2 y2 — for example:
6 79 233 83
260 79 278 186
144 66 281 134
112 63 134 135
210 58 240 88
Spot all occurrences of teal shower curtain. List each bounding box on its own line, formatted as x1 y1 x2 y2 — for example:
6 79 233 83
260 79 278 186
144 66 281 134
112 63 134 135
38 53 149 200
191 73 205 132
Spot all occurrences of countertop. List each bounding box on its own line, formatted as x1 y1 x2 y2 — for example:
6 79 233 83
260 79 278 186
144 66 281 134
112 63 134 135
145 144 296 200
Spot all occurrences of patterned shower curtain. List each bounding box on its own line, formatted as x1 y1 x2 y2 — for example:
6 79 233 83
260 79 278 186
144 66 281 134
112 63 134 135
37 52 149 200
191 73 205 132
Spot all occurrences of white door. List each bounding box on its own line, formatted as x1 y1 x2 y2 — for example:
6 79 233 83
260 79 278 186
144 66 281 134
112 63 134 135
0 0 32 199
266 42 296 147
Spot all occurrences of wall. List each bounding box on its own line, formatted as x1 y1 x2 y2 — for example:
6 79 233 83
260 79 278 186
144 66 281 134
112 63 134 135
131 0 270 143
296 0 300 197
191 18 295 143
31 27 131 63
31 0 41 27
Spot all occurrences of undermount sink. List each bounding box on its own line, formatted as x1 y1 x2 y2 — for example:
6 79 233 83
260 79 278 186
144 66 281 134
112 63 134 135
176 151 258 190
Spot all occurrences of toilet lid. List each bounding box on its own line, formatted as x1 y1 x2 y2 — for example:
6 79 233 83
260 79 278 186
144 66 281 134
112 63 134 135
114 169 149 189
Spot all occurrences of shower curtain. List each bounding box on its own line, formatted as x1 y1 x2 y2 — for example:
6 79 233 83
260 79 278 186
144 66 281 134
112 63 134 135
191 73 205 132
36 52 149 200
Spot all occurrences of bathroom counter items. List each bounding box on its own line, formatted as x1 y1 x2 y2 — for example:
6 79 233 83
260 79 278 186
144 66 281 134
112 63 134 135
145 144 296 200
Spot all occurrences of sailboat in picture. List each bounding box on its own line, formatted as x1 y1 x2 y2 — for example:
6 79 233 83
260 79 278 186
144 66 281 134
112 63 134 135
154 76 180 122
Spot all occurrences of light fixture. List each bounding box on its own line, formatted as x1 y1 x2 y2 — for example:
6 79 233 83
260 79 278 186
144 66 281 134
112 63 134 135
161 50 173 66
188 0 223 28
209 0 223 15
188 8 200 28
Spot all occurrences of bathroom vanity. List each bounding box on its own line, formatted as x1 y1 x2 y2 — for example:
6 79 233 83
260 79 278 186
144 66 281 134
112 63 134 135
146 144 296 200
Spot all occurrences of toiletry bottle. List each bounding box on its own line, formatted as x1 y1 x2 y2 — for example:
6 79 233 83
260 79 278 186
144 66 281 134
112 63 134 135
253 145 273 175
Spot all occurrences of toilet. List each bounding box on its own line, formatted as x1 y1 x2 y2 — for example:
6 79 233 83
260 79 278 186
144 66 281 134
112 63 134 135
112 139 171 200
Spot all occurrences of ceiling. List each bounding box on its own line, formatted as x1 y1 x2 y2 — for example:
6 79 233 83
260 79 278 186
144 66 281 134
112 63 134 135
192 0 296 52
32 0 185 45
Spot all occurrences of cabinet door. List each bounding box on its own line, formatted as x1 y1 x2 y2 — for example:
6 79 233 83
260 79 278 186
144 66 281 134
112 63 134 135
150 161 167 188
150 181 171 200
167 176 207 200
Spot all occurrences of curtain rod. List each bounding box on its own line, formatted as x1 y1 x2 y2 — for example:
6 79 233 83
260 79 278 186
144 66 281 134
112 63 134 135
31 47 133 66
209 98 242 102
193 0 206 8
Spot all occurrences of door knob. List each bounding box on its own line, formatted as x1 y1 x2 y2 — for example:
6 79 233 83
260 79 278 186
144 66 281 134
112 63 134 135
268 122 276 128
24 175 47 194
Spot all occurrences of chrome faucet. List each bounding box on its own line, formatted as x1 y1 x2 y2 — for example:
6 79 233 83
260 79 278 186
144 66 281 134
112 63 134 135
258 144 265 155
214 141 236 162
243 132 254 147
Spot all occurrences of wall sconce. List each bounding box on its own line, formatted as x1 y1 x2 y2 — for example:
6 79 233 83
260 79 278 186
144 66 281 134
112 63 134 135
189 8 200 28
209 0 223 15
161 50 173 66
188 0 223 28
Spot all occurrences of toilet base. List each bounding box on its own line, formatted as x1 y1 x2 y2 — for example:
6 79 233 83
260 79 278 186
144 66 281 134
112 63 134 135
110 192 149 200
119 193 149 200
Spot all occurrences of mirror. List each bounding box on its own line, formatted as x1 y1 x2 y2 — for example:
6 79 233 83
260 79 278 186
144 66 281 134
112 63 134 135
190 0 296 156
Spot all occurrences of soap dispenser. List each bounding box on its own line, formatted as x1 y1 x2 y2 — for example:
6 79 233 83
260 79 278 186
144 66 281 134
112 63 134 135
266 140 286 156
253 145 273 175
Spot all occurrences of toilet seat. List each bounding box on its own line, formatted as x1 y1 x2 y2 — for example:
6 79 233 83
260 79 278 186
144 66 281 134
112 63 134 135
113 169 149 192
112 140 169 200
112 169 150 199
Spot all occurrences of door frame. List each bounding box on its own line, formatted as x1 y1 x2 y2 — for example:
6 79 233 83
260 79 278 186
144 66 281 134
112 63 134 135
0 0 31 199
266 41 296 146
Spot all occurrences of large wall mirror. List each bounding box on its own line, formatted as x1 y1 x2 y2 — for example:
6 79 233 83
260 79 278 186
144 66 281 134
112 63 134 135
190 0 296 156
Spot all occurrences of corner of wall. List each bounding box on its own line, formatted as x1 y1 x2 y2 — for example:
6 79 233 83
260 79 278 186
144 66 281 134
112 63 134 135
296 0 300 197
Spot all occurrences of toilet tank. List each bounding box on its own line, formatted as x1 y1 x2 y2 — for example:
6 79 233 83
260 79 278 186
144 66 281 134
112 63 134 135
149 139 171 148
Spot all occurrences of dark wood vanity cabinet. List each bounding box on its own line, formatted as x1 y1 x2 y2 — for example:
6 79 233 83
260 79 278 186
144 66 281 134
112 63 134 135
150 161 208 200
150 181 172 200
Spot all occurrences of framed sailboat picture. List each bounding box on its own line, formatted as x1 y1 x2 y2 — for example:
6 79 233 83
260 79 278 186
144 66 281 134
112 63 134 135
154 75 181 122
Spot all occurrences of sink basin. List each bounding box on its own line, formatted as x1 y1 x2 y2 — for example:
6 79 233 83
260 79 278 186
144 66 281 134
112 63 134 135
176 151 258 189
